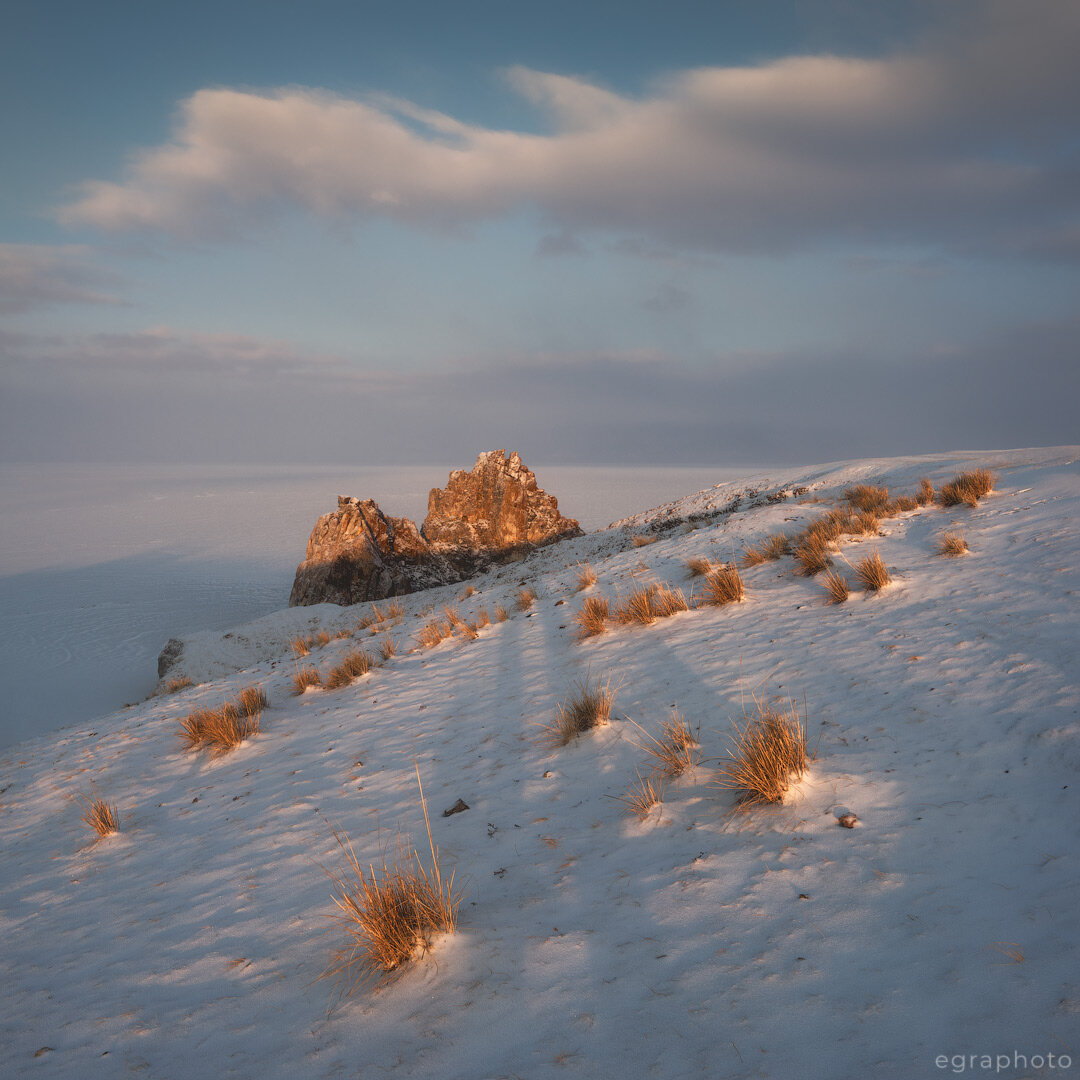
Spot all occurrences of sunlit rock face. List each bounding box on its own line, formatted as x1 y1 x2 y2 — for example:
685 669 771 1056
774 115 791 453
288 451 581 606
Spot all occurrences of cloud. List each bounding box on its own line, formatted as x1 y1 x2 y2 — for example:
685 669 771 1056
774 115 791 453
0 325 354 386
4 316 1077 465
0 244 127 314
56 1 1080 256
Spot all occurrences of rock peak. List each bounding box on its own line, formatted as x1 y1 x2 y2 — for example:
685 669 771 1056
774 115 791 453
289 451 581 606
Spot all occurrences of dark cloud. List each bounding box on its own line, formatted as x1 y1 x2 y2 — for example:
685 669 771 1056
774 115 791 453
3 318 1076 465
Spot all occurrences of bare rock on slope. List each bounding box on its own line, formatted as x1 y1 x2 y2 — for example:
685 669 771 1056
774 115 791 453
288 497 450 607
289 451 581 606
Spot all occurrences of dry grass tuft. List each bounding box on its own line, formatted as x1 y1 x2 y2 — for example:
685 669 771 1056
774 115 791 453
325 649 373 690
843 484 894 516
441 605 462 627
546 672 617 745
474 608 490 628
685 556 715 578
460 585 475 599
457 620 479 641
575 562 598 591
937 530 969 557
178 706 217 750
417 619 449 649
852 511 880 535
321 767 459 1001
314 630 334 648
236 684 270 717
633 534 659 548
574 595 610 639
654 584 689 617
939 469 996 507
293 665 323 694
614 770 665 821
854 550 891 591
917 477 935 505
633 708 700 777
702 565 746 606
179 699 259 753
821 568 850 604
716 697 808 807
894 494 919 512
616 582 688 624
794 539 833 576
494 604 508 623
378 635 398 661
741 533 788 566
79 790 119 838
384 600 404 620
160 675 193 695
516 586 536 611
291 636 312 658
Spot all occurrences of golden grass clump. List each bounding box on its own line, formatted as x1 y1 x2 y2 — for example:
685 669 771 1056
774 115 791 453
653 584 689 617
417 619 449 649
685 556 714 578
378 635 398 661
616 582 689 624
474 608 490 628
321 769 459 1000
575 562 598 591
179 700 259 754
634 708 700 777
615 770 666 821
516 586 536 611
852 511 880 535
291 636 312 658
460 585 475 599
821 568 850 604
236 684 270 717
633 535 658 548
494 604 508 623
384 599 404 620
324 649 373 690
574 595 610 639
843 484 894 516
740 533 788 567
441 605 461 627
917 477 935 505
937 530 969 557
854 550 891 592
457 620 480 641
794 539 833 576
716 697 808 807
703 565 745 606
547 672 617 745
160 675 193 695
893 495 919 512
79 791 119 838
939 469 996 507
293 665 323 694
314 630 333 648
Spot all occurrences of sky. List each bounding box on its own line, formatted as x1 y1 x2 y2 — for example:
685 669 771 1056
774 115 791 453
1 0 1077 466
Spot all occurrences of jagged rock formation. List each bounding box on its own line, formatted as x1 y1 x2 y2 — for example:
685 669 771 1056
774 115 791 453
289 451 582 606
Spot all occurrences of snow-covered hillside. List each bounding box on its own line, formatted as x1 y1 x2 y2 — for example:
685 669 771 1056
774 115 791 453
2 447 1078 1080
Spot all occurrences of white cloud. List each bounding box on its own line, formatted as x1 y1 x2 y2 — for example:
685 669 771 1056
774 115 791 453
0 244 126 313
56 1 1080 254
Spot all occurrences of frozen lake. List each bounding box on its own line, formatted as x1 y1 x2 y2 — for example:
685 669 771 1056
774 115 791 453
0 461 749 750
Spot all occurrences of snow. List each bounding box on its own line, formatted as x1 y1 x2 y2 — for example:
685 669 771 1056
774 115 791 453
1 447 1078 1079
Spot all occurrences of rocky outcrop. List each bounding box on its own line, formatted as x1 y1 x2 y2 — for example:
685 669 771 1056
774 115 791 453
289 451 582 606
